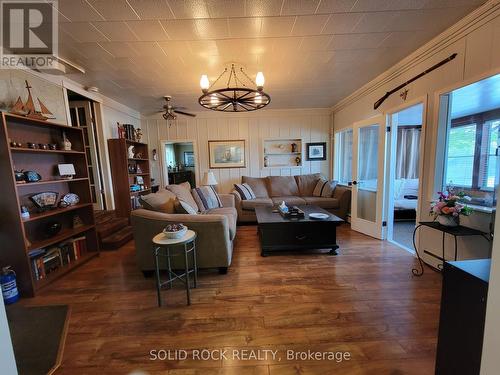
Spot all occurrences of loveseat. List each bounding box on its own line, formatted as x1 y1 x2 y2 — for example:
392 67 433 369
131 184 236 274
231 174 351 223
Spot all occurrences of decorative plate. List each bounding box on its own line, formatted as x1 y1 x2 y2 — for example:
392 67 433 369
309 213 330 220
62 193 80 206
30 191 58 210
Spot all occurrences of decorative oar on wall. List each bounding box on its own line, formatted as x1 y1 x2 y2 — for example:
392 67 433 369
373 53 458 110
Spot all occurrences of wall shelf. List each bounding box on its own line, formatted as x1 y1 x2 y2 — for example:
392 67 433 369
16 177 89 188
263 138 303 168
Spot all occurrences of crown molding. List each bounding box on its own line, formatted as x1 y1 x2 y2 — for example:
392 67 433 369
331 0 500 113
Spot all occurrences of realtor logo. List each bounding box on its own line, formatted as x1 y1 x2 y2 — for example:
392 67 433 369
1 0 58 69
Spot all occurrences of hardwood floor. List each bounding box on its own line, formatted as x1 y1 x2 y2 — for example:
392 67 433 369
25 224 442 374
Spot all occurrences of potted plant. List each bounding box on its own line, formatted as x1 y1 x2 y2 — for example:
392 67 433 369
430 188 473 227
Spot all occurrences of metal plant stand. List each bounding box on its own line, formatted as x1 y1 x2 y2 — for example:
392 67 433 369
412 221 490 276
152 230 197 306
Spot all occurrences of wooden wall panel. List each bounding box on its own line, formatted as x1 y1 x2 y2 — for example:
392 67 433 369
141 109 331 193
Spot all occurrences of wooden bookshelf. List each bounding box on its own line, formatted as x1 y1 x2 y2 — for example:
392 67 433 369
108 138 151 218
0 112 99 297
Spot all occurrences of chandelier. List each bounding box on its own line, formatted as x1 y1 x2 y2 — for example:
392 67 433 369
198 64 270 112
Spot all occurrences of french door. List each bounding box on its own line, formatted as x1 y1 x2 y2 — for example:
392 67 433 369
351 115 387 239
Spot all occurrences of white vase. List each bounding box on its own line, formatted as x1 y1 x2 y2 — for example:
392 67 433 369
437 215 458 227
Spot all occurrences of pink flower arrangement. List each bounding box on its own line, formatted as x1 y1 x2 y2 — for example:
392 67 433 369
430 189 473 218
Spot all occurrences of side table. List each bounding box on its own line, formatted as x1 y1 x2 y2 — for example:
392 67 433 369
152 230 197 306
412 221 490 276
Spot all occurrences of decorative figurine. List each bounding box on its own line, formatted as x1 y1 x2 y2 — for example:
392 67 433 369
152 149 158 161
264 156 269 167
10 80 55 121
291 142 297 153
20 205 30 219
60 131 72 151
135 128 143 142
295 156 301 166
128 145 135 159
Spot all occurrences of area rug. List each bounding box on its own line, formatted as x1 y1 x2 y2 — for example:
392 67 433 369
6 304 70 375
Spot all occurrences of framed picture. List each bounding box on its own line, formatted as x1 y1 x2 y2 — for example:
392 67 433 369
135 175 144 185
307 142 327 160
184 151 195 167
208 140 246 168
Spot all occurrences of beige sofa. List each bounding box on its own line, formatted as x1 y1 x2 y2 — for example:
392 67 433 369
232 174 351 222
131 188 236 274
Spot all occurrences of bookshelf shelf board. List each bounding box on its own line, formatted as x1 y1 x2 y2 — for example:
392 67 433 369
16 177 89 188
22 203 93 223
4 113 82 131
128 157 148 161
125 139 147 146
34 251 98 290
10 147 86 155
128 173 150 176
130 189 151 196
27 224 95 252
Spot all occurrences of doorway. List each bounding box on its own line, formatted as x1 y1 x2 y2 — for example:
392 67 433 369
67 90 107 210
386 102 425 251
164 141 197 187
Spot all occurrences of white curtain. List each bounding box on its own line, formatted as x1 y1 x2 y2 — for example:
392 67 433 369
396 128 420 179
339 130 353 183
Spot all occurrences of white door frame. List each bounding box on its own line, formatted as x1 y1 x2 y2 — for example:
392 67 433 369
383 96 429 252
161 139 199 187
351 115 387 239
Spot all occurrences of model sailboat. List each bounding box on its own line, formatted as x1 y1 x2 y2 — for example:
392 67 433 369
10 80 55 120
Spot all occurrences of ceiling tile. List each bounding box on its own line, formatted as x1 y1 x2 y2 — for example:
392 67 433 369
126 0 175 19
351 12 399 33
76 42 114 59
160 19 199 40
245 0 283 16
194 18 229 39
98 42 140 57
60 22 108 42
321 13 362 34
87 0 140 21
167 0 210 19
188 40 220 56
228 17 262 38
281 0 320 15
315 0 357 13
56 0 104 22
351 0 427 12
292 15 330 36
300 35 333 51
93 21 140 41
261 16 295 37
329 32 389 50
206 0 246 18
128 41 167 59
126 20 169 41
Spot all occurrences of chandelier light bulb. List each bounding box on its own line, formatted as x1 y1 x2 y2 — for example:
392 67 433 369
200 74 210 93
256 72 265 91
210 94 219 105
254 93 262 104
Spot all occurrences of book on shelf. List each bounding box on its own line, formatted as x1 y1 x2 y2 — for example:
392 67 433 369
29 236 87 280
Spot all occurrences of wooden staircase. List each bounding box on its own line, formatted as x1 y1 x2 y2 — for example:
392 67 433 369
95 210 133 250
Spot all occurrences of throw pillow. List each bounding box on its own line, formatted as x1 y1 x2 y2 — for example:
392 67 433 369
139 190 176 213
191 186 223 211
165 183 198 213
313 179 337 198
234 183 256 200
175 199 198 215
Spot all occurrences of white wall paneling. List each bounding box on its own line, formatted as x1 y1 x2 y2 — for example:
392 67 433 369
141 109 332 194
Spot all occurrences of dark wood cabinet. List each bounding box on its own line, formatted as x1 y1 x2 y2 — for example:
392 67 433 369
435 259 490 375
168 170 194 186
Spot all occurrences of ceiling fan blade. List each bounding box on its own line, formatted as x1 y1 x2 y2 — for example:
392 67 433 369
172 106 187 110
173 110 196 117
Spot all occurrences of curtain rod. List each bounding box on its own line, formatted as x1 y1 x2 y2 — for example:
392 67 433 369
374 53 458 110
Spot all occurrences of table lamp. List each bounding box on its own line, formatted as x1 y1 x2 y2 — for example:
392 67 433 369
202 171 217 188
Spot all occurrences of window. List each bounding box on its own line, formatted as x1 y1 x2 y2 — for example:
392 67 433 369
334 129 353 185
445 117 500 195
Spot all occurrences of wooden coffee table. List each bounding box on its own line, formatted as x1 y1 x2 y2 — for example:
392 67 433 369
255 205 344 256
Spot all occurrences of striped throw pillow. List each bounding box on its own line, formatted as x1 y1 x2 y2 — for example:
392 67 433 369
191 186 223 212
313 179 337 198
234 183 256 200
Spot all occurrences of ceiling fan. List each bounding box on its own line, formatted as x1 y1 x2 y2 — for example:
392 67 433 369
160 96 196 120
